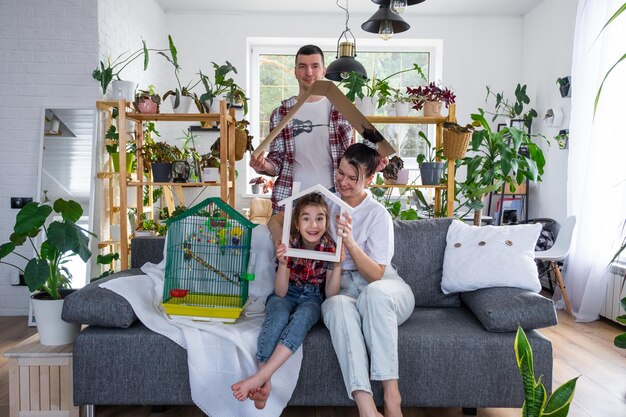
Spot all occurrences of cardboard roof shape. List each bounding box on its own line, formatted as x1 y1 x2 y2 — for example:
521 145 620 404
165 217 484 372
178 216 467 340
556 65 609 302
253 80 396 158
278 183 353 262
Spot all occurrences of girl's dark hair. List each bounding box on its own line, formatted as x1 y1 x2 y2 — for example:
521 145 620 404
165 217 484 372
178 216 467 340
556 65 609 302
342 143 381 182
290 192 330 238
295 44 325 66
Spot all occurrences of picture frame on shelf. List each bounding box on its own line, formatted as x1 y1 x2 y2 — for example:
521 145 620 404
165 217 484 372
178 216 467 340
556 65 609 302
509 119 526 131
497 123 507 132
494 197 524 225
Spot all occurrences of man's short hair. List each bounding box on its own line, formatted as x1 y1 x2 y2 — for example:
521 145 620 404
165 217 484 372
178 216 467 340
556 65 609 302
295 44 324 66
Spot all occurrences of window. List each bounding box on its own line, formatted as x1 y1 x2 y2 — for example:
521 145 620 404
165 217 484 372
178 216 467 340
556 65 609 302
247 37 443 192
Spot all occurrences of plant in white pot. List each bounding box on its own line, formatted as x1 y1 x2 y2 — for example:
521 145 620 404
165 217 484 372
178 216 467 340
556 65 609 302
0 199 96 345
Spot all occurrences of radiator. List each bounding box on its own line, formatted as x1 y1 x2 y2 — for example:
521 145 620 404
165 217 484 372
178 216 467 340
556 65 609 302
601 266 626 325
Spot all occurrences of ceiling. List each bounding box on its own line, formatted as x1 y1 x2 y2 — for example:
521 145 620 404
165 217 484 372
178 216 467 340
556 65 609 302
153 0 545 16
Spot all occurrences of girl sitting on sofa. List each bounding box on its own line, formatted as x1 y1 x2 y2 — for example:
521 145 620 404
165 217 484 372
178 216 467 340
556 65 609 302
323 142 416 417
231 192 342 409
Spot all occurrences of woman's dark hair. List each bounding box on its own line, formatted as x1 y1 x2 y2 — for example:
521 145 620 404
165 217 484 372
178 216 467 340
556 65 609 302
342 143 382 182
295 44 325 66
290 192 330 238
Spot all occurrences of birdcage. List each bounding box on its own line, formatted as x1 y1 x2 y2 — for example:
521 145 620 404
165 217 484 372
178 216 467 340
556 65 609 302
162 197 256 322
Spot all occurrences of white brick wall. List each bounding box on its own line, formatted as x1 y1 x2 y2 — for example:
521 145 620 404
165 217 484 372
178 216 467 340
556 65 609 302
0 0 99 315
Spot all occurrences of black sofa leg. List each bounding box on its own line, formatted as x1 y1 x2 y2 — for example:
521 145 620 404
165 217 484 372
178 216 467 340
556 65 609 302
151 405 166 413
462 407 477 416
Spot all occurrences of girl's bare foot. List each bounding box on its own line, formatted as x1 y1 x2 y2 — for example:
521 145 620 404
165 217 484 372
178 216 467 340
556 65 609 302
231 373 266 401
248 379 272 409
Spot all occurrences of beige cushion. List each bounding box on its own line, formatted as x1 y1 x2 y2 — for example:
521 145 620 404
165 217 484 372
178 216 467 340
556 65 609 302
248 198 272 225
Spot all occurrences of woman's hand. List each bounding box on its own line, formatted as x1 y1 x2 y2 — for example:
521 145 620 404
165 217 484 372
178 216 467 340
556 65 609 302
275 242 288 266
336 213 354 247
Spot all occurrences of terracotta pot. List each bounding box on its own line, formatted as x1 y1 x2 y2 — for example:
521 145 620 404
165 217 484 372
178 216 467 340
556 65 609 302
136 99 158 114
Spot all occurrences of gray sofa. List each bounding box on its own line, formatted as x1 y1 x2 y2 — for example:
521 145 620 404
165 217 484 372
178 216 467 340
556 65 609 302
63 218 557 414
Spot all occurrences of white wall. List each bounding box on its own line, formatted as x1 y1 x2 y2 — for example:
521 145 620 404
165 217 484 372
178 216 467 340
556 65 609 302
0 0 99 315
523 0 577 224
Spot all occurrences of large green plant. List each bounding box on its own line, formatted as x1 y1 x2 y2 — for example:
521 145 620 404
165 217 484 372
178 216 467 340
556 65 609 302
515 326 578 416
0 199 95 300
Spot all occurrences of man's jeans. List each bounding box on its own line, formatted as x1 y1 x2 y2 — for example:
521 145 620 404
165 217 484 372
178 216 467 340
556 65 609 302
256 283 323 363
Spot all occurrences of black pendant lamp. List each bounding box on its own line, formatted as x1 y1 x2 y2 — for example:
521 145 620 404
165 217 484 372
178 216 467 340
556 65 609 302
363 0 426 40
325 0 367 82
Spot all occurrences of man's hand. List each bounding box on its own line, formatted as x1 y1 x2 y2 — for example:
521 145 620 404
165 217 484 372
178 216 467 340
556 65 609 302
250 152 273 174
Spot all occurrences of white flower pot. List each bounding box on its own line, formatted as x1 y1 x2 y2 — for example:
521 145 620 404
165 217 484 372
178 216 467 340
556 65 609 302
355 96 376 115
170 95 193 113
201 167 219 182
111 80 136 102
31 297 80 346
394 101 411 117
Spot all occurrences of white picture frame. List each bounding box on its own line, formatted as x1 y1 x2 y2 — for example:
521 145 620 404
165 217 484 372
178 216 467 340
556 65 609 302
278 184 353 262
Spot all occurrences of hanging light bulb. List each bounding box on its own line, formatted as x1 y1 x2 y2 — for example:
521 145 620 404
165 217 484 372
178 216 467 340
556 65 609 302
362 5 410 39
378 20 394 40
390 0 407 14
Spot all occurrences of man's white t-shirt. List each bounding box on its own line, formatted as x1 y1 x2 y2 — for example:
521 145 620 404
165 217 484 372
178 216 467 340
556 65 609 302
292 97 334 190
328 191 394 270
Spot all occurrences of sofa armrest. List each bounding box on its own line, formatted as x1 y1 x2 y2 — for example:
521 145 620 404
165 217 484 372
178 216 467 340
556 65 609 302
461 287 557 332
131 236 165 268
62 269 144 328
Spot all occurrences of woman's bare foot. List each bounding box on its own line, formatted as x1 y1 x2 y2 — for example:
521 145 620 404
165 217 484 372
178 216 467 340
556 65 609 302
248 379 272 409
231 373 266 401
383 390 402 417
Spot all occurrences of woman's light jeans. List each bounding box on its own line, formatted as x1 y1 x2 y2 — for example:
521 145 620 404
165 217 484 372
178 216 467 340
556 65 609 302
256 283 322 363
321 266 415 399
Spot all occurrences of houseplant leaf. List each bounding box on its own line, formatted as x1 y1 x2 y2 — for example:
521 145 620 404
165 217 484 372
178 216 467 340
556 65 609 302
53 198 83 223
542 377 578 417
0 242 16 260
24 258 52 293
48 221 92 263
14 202 53 236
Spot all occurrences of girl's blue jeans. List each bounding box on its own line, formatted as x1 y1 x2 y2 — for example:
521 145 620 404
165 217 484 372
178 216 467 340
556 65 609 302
256 283 323 363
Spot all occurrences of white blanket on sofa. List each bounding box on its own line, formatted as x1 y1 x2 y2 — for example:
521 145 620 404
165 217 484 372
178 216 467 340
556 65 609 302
99 226 301 417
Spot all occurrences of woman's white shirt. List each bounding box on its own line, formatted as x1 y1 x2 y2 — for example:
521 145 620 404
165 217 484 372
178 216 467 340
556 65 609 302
329 191 394 270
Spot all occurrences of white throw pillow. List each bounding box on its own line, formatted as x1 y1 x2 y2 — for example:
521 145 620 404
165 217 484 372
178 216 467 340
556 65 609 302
441 220 542 294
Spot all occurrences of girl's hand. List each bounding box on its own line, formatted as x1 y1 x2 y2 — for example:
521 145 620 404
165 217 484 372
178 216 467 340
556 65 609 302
336 213 354 245
275 242 288 266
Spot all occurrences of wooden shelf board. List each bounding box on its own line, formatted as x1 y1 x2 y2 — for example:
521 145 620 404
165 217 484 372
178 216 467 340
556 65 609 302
366 115 449 124
369 184 447 189
127 181 233 187
125 113 222 123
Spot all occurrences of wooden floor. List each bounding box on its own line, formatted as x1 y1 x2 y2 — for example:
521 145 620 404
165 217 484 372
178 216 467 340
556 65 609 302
1 313 625 417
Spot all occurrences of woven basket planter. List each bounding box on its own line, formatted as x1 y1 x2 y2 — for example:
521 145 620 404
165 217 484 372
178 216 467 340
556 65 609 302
443 127 472 160
235 128 249 161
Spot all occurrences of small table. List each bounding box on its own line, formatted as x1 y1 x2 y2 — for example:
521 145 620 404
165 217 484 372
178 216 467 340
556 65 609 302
3 334 79 417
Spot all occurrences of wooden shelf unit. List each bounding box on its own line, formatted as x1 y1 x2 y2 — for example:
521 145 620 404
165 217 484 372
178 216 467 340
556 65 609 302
95 100 237 269
365 104 457 217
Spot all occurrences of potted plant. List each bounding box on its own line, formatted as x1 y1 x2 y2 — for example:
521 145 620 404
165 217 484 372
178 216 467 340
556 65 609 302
483 83 538 131
380 155 409 185
416 132 445 185
134 218 167 237
556 76 571 98
105 123 135 173
159 35 202 113
458 109 546 225
390 88 413 116
441 121 474 160
133 85 161 114
342 63 426 114
406 82 456 117
199 61 249 115
249 176 274 194
137 141 183 182
199 154 220 183
0 199 96 345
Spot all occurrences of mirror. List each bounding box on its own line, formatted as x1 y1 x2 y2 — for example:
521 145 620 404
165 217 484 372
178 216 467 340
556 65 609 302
39 107 96 288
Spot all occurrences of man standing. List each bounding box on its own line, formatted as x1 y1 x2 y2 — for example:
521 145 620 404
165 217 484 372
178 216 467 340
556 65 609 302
249 44 354 213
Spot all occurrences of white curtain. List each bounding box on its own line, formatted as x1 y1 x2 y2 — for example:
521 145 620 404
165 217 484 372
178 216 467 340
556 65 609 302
566 0 626 321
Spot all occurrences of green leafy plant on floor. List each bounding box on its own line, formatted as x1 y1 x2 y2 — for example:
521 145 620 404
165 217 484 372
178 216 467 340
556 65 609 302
483 84 538 132
615 297 626 348
0 199 96 299
515 326 578 416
